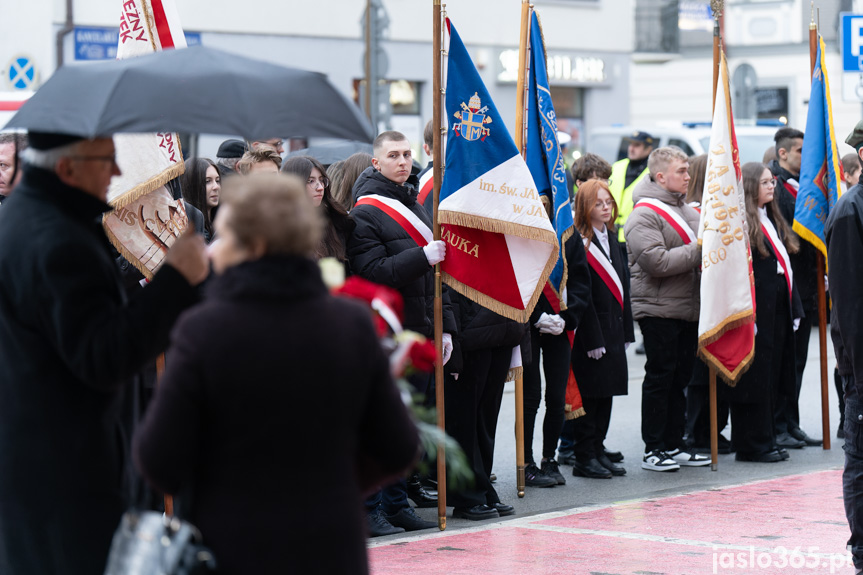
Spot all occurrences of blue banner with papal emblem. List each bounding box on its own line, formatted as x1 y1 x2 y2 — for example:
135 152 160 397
524 10 574 302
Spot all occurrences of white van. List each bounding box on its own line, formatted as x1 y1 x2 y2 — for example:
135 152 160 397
587 124 779 165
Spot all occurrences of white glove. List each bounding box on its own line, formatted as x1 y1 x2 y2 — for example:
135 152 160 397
824 274 829 292
587 347 606 360
535 313 565 335
793 317 801 332
423 240 446 266
442 333 453 365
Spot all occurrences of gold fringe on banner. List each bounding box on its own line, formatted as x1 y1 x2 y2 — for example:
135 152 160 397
111 162 186 210
439 210 560 246
104 222 157 281
697 309 757 385
442 237 556 323
506 365 523 383
564 405 585 420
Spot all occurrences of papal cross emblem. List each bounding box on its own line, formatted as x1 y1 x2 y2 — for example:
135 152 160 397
453 92 493 141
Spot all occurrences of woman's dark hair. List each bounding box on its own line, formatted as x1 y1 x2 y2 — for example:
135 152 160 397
741 161 799 258
685 154 708 204
333 152 373 211
181 157 219 238
281 155 351 261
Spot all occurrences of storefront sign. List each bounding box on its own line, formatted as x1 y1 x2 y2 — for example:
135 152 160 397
497 49 606 85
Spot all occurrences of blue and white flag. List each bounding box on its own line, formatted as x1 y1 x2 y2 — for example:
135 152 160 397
439 19 558 322
524 10 574 305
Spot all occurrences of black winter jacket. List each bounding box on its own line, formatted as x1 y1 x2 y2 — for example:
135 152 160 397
0 166 198 575
348 167 456 337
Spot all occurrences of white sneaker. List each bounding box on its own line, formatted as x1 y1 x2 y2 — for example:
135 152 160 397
667 448 710 467
642 450 680 472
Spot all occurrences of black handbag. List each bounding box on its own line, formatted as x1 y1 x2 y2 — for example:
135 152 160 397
103 509 217 575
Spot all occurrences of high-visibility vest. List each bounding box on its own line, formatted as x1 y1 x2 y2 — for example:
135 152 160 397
609 158 649 243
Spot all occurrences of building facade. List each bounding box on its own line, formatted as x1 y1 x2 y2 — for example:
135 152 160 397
629 0 863 157
1 0 635 160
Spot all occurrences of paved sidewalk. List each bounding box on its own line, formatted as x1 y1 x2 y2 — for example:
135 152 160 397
369 469 853 575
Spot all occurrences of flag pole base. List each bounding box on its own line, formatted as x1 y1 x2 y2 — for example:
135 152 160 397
711 463 717 472
438 517 446 531
517 466 525 498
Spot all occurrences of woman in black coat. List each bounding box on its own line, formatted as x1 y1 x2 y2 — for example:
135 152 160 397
569 179 634 477
133 174 419 575
724 162 804 462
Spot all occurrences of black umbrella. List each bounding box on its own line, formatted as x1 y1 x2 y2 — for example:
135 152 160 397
3 46 373 142
286 140 374 165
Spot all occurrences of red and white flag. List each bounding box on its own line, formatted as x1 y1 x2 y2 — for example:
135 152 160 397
696 50 755 383
103 0 188 278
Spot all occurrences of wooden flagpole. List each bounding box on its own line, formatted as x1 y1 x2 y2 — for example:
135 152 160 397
809 5 831 450
513 0 531 499
708 0 723 472
155 353 174 515
432 0 447 530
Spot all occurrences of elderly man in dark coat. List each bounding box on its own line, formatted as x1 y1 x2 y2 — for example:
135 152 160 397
0 132 208 575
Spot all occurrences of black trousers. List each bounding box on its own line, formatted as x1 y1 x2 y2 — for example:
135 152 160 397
775 314 811 435
523 328 570 463
445 345 510 508
639 317 697 453
571 396 613 461
685 360 730 447
844 380 863 569
729 399 775 455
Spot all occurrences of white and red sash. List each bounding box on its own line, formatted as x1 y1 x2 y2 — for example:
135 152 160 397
760 214 793 301
354 194 433 247
583 237 624 310
634 198 697 245
416 169 434 206
781 178 799 200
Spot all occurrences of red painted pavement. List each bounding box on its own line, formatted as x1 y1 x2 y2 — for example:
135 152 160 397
369 470 855 574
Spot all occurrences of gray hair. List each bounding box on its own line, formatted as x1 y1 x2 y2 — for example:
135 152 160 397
648 146 688 179
21 141 82 170
0 132 27 149
216 156 240 171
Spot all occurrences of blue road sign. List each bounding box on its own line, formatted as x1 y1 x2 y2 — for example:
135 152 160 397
842 13 863 72
8 57 36 90
74 26 202 61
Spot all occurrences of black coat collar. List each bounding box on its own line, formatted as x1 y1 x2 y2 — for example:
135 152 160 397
18 165 113 221
207 255 327 302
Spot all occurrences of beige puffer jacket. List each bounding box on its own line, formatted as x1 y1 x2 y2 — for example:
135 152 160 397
623 179 701 321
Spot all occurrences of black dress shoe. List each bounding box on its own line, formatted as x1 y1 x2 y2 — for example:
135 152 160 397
491 502 515 517
386 507 436 531
776 432 806 449
776 447 790 460
368 511 405 537
789 428 823 446
597 453 626 476
735 450 784 463
407 479 438 508
603 448 624 463
572 458 613 479
453 504 499 521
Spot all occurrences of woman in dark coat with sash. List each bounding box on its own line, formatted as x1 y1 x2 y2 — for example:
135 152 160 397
570 179 635 477
724 162 804 462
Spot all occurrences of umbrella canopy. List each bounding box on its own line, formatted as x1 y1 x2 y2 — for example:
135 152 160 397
3 46 373 143
286 140 373 165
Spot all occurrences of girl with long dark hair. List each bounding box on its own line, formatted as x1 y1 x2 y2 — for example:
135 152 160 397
181 157 221 243
282 156 353 264
727 162 803 462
